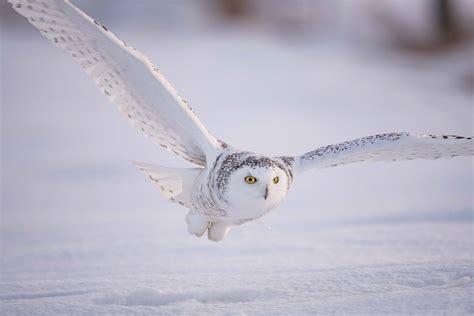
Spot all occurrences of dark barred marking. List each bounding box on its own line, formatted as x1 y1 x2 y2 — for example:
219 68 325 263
302 133 408 161
276 156 295 179
218 139 229 149
277 156 295 168
194 175 228 217
146 175 190 207
235 218 255 225
300 133 473 170
430 134 470 140
216 152 292 192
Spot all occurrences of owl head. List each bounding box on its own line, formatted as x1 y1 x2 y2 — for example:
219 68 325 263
216 153 292 214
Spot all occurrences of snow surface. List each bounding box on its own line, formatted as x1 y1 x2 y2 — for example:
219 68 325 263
1 1 473 315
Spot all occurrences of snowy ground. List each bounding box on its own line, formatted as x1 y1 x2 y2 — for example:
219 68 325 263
1 1 473 315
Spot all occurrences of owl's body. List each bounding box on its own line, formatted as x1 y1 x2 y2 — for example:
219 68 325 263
9 0 473 242
135 148 295 241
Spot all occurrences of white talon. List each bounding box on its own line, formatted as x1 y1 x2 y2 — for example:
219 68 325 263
208 222 231 242
186 213 210 237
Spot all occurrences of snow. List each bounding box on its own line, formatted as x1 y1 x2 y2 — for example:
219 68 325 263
1 1 473 315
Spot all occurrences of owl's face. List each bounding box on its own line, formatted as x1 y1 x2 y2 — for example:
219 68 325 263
222 157 291 214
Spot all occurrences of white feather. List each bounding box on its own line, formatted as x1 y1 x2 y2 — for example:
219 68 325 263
8 0 220 166
131 161 202 208
296 133 473 173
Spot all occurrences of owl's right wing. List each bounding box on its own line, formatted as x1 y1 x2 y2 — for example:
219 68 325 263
286 133 473 173
9 0 222 167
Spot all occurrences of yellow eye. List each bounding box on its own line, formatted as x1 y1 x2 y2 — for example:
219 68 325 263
245 176 257 184
273 176 279 184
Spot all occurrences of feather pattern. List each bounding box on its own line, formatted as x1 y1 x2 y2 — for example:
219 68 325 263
8 0 220 166
296 133 473 173
131 161 202 208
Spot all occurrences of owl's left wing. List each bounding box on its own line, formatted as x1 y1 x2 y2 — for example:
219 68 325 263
284 133 473 174
9 0 221 167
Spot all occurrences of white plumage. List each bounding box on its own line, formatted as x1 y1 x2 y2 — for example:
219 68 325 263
9 0 473 242
295 133 473 173
9 0 219 167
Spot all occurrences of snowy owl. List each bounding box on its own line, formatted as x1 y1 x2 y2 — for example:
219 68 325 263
10 0 473 242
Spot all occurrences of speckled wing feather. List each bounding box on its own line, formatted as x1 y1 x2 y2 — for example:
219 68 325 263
9 0 220 166
131 161 201 208
295 133 473 173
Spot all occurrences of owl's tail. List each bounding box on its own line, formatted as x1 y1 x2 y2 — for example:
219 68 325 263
131 161 203 208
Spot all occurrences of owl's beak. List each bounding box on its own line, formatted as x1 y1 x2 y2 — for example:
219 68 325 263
264 186 269 200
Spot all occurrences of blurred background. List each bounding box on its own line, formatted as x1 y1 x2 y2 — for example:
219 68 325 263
0 1 473 314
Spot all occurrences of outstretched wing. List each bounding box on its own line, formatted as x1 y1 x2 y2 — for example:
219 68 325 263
9 0 220 166
292 133 473 173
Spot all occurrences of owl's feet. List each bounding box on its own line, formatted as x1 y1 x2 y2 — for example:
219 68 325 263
208 222 231 242
186 213 210 237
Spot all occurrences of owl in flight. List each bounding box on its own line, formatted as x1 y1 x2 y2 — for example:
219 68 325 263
10 0 473 241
